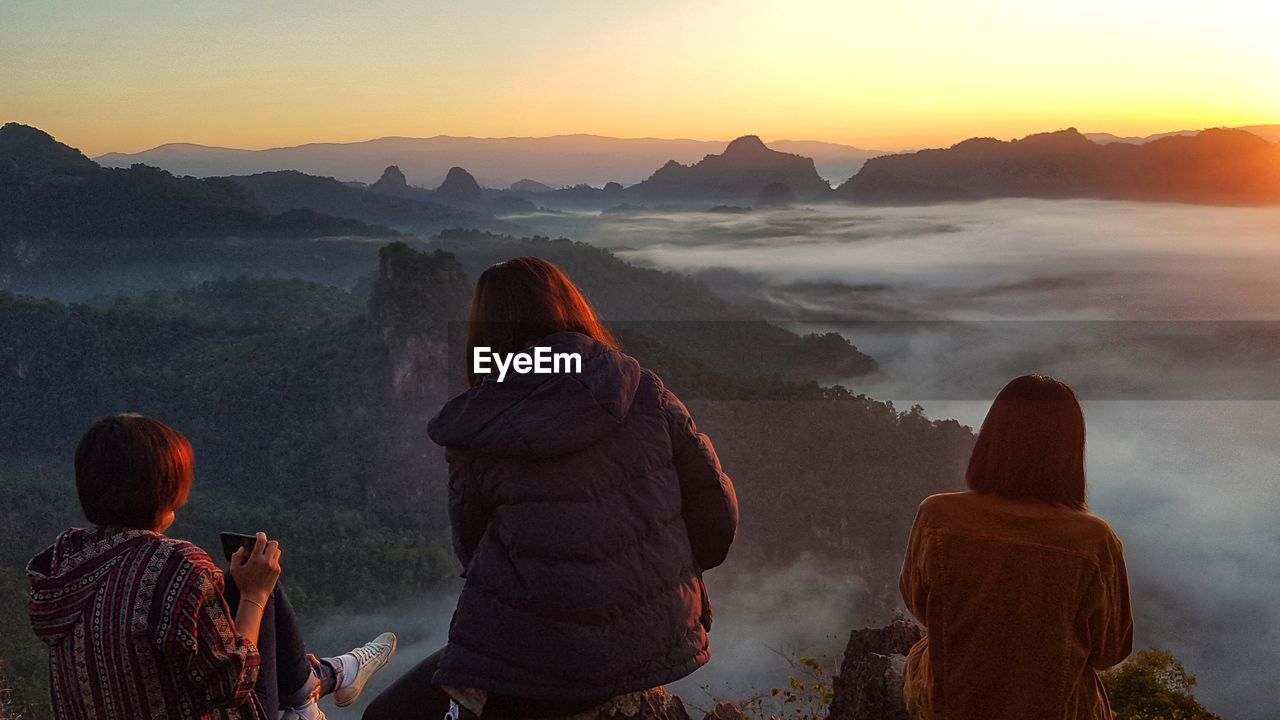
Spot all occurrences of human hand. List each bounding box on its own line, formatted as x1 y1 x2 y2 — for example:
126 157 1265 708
229 532 281 605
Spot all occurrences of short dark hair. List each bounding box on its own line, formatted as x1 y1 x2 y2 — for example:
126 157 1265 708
966 374 1087 510
75 414 194 529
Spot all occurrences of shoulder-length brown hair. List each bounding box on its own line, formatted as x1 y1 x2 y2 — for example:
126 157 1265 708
966 374 1087 510
465 256 617 386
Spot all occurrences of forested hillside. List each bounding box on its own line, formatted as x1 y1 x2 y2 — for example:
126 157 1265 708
0 242 971 717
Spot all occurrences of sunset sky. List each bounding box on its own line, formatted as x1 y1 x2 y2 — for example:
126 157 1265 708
3 0 1277 156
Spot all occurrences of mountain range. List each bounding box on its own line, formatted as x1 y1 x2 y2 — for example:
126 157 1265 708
217 168 478 233
625 135 832 202
8 120 1280 264
838 127 1280 204
96 134 884 187
0 123 395 261
1086 124 1280 145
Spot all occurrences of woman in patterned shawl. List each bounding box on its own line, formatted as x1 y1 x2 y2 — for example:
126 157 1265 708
27 414 398 720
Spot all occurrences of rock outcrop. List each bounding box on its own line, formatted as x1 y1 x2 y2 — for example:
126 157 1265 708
827 616 923 720
435 166 485 205
560 688 693 720
370 164 412 197
627 135 832 202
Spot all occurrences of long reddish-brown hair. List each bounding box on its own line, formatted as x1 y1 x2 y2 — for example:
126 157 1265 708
966 374 1087 510
465 256 617 386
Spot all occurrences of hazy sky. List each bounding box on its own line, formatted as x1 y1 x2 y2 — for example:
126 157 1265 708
3 0 1277 155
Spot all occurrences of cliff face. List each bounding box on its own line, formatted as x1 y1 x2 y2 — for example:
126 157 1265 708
368 242 472 396
839 127 1280 205
628 135 832 202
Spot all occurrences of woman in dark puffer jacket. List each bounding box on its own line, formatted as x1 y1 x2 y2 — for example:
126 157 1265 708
364 257 738 720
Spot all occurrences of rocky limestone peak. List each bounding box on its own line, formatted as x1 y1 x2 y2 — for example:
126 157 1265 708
436 166 484 205
370 165 411 196
723 134 770 157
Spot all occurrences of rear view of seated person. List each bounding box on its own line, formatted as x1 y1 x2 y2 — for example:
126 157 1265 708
27 413 398 720
899 375 1134 720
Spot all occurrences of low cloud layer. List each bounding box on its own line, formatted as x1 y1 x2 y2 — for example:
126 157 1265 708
520 199 1280 718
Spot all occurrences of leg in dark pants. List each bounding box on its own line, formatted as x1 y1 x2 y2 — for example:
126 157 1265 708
224 576 338 715
362 648 452 720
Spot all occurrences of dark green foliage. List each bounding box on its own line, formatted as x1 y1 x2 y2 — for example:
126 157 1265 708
0 464 85 719
369 243 472 339
1102 650 1221 720
113 277 366 330
0 241 974 716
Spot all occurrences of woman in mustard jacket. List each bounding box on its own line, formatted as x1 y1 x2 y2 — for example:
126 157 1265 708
901 374 1134 720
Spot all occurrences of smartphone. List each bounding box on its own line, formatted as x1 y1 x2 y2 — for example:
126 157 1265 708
219 532 259 564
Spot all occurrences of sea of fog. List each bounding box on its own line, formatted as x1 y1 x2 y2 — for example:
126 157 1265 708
506 199 1280 718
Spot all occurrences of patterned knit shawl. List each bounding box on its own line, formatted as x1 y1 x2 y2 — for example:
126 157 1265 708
28 527 265 720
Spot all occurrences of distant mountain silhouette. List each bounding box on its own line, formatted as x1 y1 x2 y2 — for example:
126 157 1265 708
1086 124 1280 145
219 168 475 233
369 165 413 198
838 127 1280 204
0 123 395 258
434 166 484 205
95 134 884 186
627 135 832 202
1236 125 1280 143
510 178 554 193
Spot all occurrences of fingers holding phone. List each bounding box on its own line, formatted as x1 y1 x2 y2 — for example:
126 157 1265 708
230 531 281 604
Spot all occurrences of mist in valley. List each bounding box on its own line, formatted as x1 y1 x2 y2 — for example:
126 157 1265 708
4 198 1277 718
510 199 1280 717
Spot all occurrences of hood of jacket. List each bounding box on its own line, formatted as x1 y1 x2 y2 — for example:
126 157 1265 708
27 527 159 645
428 331 642 458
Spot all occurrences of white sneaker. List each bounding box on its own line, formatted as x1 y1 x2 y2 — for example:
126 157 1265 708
278 698 326 720
333 631 398 708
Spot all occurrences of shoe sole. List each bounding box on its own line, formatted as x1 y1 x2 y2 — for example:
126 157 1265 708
334 632 398 708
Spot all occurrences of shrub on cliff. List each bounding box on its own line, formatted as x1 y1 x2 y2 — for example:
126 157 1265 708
1101 650 1220 720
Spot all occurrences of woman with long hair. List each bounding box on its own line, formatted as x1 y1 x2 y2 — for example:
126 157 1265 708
364 257 738 719
900 374 1134 719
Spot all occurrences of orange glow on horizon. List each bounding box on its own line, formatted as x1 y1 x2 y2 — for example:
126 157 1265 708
2 1 1277 156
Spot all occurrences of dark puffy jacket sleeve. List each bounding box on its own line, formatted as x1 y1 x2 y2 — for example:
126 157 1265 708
446 449 488 572
661 385 738 571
